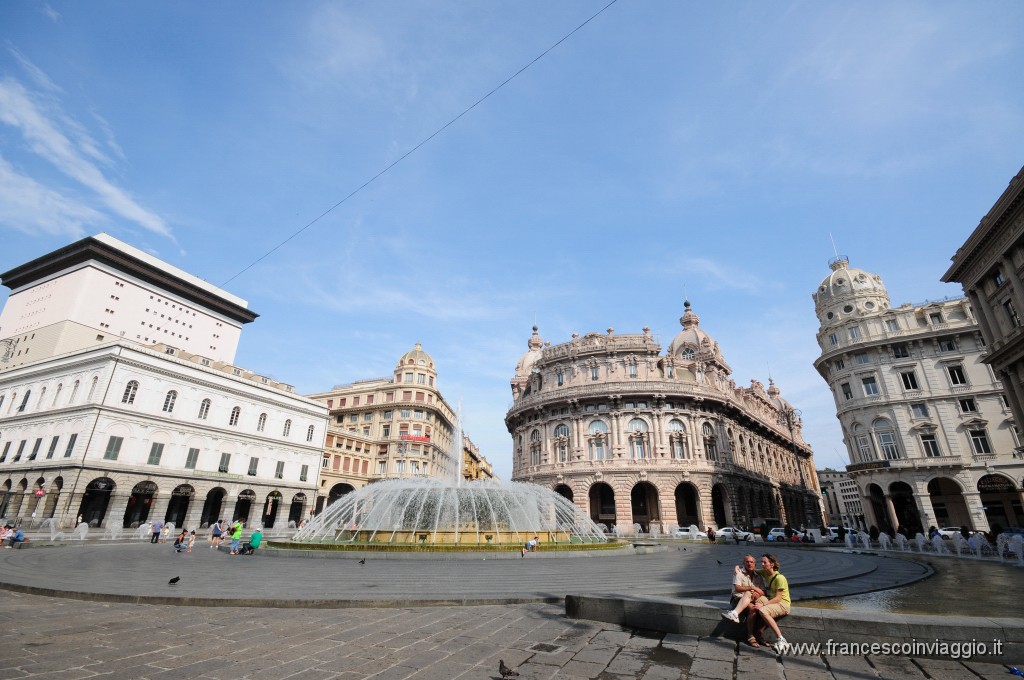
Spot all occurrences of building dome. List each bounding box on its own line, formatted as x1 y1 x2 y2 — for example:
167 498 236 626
812 258 890 328
514 326 545 378
667 300 729 370
396 342 435 372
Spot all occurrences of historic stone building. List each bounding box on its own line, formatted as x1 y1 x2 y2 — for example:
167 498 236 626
813 258 1022 534
943 165 1024 441
0 234 326 529
816 468 864 529
307 343 492 513
505 303 822 534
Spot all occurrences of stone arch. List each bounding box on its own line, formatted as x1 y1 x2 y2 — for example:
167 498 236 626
78 477 116 527
200 487 227 527
123 480 158 527
262 490 283 528
926 476 970 530
977 473 1020 530
288 492 307 525
630 481 660 532
553 484 573 502
165 484 195 527
711 483 729 528
588 481 616 528
888 480 920 534
328 483 356 507
674 482 700 528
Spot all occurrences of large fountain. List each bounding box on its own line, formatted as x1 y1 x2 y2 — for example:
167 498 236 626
288 411 608 550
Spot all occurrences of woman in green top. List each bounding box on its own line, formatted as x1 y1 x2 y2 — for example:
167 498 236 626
746 553 791 653
228 521 244 555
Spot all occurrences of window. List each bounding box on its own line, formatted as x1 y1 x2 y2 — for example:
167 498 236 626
834 359 845 371
401 409 410 418
383 411 393 420
702 422 717 461
848 327 861 340
363 413 372 421
185 447 199 469
257 413 267 432
104 436 123 460
841 383 853 400
403 391 412 401
628 364 638 378
404 372 413 382
306 425 315 442
382 424 391 437
52 383 62 407
591 366 600 380
877 431 899 459
911 403 929 418
0 442 9 463
229 406 240 426
666 364 674 378
0 394 4 411
64 433 77 458
854 352 869 365
414 410 423 419
36 386 46 409
275 461 284 479
970 429 992 454
557 371 564 386
667 419 688 459
121 381 138 404
855 433 874 461
417 374 425 384
886 319 900 332
828 334 838 346
349 414 358 423
87 377 98 401
553 423 570 462
921 434 941 457
862 376 879 396
147 443 164 465
283 419 292 437
28 438 42 461
938 337 957 352
929 312 943 324
947 365 967 386
378 461 387 475
70 381 79 403
17 390 31 412
530 429 542 465
198 399 211 420
300 464 309 482
892 343 910 358
12 441 26 462
162 390 177 413
959 398 977 413
46 436 60 459
1004 300 1021 328
994 270 1006 287
218 453 231 473
248 457 259 476
900 371 919 390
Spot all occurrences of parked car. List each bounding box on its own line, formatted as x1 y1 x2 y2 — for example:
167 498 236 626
672 526 708 541
826 527 853 543
716 527 754 543
766 528 788 542
937 526 971 540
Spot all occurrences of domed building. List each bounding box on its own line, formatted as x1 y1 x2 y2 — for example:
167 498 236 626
506 302 822 534
813 257 1022 534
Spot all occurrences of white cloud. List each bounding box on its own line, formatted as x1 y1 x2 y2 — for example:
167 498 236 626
42 4 60 23
0 154 106 238
0 59 171 240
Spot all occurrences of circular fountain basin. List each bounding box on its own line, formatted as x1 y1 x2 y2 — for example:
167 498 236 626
283 477 611 552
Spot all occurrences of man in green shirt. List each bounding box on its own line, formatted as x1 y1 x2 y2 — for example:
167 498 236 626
242 528 263 556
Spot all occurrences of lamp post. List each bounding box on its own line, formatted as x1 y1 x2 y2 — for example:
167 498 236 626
780 405 819 529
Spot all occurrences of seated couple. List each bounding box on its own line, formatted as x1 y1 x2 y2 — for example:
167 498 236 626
721 553 790 653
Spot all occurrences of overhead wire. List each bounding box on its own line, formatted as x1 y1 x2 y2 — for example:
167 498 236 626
219 0 620 287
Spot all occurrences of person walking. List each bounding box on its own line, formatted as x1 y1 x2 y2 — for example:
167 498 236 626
150 519 163 544
209 519 223 549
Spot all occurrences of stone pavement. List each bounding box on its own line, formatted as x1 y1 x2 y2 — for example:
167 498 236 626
0 591 1017 679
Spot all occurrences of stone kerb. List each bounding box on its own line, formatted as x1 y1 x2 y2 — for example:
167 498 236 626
565 594 1024 663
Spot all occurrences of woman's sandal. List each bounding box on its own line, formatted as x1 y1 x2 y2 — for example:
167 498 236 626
747 636 760 647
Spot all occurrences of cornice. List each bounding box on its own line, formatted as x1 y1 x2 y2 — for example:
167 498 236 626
0 236 258 324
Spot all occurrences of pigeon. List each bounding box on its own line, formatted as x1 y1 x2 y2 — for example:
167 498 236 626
499 659 520 679
716 560 722 566
358 558 366 565
168 576 180 585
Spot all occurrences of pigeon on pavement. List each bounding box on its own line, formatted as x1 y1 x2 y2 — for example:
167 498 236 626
168 576 180 585
499 659 520 678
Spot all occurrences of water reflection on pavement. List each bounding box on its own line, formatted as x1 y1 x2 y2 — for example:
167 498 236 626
797 555 1021 617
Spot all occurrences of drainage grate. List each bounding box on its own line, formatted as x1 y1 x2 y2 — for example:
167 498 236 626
529 642 563 654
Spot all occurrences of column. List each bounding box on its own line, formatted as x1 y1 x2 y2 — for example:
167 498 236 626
58 490 86 528
149 494 172 527
961 491 991 533
615 484 633 534
1000 367 1024 427
652 410 663 454
967 288 999 346
1001 254 1024 317
105 493 132 529
184 494 206 530
861 495 879 530
912 492 937 531
884 494 900 531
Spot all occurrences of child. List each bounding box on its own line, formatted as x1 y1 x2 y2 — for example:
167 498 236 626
187 529 196 553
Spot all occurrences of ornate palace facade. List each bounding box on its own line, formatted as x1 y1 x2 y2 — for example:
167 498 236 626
506 302 821 533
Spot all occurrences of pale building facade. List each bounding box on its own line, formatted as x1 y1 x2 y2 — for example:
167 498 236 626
506 303 823 534
943 165 1024 442
307 343 478 514
0 235 326 528
816 468 864 529
812 258 1022 534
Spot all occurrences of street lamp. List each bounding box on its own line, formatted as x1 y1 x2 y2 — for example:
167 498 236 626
780 406 819 529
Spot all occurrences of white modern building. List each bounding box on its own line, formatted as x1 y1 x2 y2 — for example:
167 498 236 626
812 258 1022 534
0 234 327 529
816 468 864 529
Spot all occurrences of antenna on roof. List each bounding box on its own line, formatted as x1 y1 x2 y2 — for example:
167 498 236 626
766 362 773 384
829 233 841 260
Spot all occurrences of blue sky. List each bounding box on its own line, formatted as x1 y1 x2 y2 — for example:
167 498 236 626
1 1 1022 480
